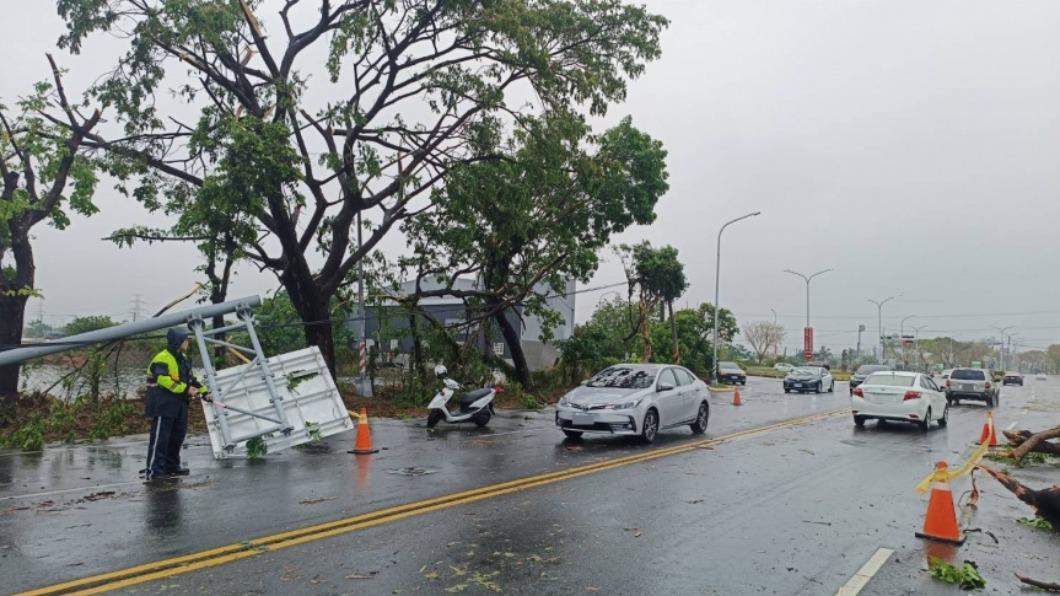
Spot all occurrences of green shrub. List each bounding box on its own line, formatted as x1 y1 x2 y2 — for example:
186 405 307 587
3 414 45 451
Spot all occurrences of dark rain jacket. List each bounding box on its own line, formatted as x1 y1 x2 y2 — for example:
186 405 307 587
145 329 201 418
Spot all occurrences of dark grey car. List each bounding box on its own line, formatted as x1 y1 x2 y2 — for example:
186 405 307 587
849 364 890 395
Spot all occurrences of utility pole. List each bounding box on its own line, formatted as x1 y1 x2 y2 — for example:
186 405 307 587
712 211 761 382
992 326 1014 371
131 294 145 322
899 315 915 369
769 308 779 358
912 325 928 371
868 295 897 364
856 324 865 360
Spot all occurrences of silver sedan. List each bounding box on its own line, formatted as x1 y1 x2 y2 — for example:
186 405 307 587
555 363 710 443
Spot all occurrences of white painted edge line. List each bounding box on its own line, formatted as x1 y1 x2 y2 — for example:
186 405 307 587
835 547 894 596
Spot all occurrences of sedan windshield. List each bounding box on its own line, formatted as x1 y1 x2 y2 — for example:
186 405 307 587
864 373 916 387
951 369 986 381
586 367 655 389
719 362 740 370
792 367 820 376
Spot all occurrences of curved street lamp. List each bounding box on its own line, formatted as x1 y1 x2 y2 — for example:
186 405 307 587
868 295 898 363
783 268 832 361
712 211 761 382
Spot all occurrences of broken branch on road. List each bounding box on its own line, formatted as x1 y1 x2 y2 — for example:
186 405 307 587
976 465 1060 530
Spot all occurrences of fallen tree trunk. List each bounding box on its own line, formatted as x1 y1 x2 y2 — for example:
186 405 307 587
977 465 1060 529
1015 574 1060 592
1002 430 1060 455
1011 426 1060 461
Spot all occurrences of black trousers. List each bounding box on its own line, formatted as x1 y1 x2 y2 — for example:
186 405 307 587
145 405 188 478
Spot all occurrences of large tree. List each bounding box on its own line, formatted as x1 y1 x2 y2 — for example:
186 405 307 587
50 0 667 372
618 241 686 363
0 55 101 409
742 320 784 364
399 113 667 386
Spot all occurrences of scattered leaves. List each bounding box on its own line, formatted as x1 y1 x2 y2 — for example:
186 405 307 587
928 558 986 590
1016 516 1054 531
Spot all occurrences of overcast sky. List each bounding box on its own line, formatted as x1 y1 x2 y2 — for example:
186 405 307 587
4 0 1060 354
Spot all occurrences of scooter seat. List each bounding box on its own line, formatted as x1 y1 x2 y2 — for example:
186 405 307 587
459 388 492 412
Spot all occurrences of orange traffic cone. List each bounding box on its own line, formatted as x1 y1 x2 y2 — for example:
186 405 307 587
348 407 379 455
915 461 966 545
732 387 743 406
978 412 998 447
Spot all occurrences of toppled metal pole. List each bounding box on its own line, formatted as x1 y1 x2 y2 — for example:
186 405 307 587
0 295 262 366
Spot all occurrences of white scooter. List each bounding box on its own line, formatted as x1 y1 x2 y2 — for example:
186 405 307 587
426 365 497 428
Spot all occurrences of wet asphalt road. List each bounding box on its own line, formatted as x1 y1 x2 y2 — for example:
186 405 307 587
2 376 1058 594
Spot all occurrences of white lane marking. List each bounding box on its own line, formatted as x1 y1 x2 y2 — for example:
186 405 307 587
836 547 894 596
1006 421 1018 432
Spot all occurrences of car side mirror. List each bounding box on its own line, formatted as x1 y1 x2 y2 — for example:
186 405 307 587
657 383 674 392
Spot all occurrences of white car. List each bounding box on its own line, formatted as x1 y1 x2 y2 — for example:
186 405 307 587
556 364 709 443
851 371 948 431
773 363 794 373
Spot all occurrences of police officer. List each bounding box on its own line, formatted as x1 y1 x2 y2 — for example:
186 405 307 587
144 328 206 480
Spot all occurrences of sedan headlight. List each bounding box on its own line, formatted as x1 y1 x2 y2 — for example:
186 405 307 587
609 398 643 410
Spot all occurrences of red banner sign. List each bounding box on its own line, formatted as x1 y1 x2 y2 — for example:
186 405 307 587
803 327 814 361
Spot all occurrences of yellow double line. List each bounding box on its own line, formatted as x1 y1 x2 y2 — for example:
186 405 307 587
21 407 846 595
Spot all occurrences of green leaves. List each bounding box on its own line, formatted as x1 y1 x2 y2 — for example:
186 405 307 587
628 242 687 304
1016 516 1054 531
928 558 986 590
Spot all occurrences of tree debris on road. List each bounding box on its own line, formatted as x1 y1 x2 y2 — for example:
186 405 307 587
1015 573 1060 592
977 465 1060 529
1002 426 1060 460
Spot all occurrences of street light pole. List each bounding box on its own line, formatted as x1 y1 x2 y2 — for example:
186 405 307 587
712 211 761 382
782 268 833 331
868 295 897 364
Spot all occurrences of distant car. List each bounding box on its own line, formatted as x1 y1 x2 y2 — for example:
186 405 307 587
1037 373 1048 381
717 361 747 385
773 363 794 373
1002 372 1023 386
783 366 834 394
555 364 709 443
851 371 948 431
849 364 890 395
944 368 999 407
940 369 953 382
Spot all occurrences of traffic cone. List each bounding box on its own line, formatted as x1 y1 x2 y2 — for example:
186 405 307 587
978 412 998 447
348 407 379 455
732 387 743 406
915 461 966 545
